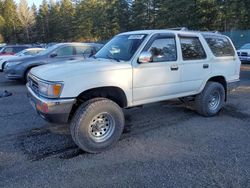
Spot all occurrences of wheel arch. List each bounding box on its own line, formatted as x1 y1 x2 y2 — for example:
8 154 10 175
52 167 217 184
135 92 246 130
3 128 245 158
69 86 128 120
207 76 227 101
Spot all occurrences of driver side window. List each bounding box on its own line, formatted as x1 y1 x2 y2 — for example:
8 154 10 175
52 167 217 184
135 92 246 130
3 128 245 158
55 46 74 57
147 37 177 62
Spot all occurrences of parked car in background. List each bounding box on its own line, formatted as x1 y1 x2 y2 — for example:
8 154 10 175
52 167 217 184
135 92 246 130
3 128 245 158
0 45 31 56
27 29 240 153
237 43 250 63
0 48 45 72
0 43 6 51
3 43 102 82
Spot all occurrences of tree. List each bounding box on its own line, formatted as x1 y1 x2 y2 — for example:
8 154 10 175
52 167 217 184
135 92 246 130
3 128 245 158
1 0 19 43
48 0 61 41
36 0 49 42
58 0 75 41
17 0 35 42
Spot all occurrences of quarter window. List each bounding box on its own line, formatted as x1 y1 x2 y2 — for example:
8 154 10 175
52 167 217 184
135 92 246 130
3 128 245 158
180 37 206 60
203 35 235 57
147 37 177 62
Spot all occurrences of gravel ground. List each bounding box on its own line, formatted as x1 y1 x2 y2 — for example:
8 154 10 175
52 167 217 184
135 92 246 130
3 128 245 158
0 65 249 188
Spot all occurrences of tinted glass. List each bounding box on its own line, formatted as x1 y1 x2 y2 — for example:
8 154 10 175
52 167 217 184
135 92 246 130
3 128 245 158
180 37 207 60
55 46 74 56
147 38 177 62
95 34 147 61
4 47 14 53
204 35 235 57
13 47 27 53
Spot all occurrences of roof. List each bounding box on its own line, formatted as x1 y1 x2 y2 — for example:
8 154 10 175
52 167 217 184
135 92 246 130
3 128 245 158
3 45 31 48
119 29 224 37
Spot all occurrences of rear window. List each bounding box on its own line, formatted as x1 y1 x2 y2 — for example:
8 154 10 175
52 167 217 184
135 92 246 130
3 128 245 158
203 35 235 57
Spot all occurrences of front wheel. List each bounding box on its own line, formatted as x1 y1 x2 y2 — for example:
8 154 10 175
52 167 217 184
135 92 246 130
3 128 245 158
70 98 125 153
195 82 225 117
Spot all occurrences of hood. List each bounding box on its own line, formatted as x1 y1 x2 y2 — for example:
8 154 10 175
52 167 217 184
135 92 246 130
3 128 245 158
30 58 132 81
7 55 40 63
237 49 250 53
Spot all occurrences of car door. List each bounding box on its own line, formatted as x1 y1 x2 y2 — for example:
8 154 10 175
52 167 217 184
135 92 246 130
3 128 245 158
132 33 181 104
48 45 76 63
178 34 211 93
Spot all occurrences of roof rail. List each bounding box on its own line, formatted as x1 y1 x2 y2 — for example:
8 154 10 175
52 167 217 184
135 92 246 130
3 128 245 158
168 27 189 31
212 31 221 34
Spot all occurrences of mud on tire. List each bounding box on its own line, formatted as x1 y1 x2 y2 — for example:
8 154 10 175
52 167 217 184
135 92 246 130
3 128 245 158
70 98 125 153
195 81 225 117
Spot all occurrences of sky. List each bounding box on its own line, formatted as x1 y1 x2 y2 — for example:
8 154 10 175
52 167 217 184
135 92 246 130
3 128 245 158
14 0 43 7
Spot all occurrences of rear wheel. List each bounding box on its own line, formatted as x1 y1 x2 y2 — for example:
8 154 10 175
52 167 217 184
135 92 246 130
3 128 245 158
195 82 225 117
70 98 125 153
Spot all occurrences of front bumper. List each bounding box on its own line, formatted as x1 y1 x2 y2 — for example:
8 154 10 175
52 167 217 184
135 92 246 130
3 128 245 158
4 67 23 80
227 79 240 92
27 85 76 124
239 56 250 62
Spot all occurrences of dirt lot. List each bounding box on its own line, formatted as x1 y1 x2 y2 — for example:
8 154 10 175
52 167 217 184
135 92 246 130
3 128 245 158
0 65 250 188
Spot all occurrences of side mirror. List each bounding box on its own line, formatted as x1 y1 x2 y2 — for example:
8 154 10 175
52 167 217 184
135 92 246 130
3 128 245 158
138 51 152 64
50 53 57 58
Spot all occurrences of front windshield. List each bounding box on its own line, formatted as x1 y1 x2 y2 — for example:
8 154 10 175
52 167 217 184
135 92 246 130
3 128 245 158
95 34 147 61
240 44 250 50
15 49 27 56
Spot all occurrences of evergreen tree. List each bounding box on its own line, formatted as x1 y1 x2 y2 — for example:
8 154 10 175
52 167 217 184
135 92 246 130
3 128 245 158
48 0 61 41
58 0 75 41
2 0 19 43
36 0 49 42
17 0 35 42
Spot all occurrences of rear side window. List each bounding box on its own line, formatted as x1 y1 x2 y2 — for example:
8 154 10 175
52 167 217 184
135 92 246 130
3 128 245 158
56 46 74 56
180 37 207 60
203 35 235 57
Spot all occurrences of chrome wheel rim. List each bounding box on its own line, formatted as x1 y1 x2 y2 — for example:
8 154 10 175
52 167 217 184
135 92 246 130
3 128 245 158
88 112 115 143
208 91 221 111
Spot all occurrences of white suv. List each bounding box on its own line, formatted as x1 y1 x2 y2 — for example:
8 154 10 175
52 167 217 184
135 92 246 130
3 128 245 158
27 29 241 153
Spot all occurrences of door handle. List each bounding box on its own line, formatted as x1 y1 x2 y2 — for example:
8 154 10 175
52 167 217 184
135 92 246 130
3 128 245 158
203 64 209 69
170 65 179 71
69 58 75 60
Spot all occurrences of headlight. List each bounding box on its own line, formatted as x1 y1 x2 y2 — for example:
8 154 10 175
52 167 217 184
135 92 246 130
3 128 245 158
37 81 64 98
5 61 23 68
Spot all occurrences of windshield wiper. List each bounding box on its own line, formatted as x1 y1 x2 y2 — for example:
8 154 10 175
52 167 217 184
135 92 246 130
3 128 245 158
106 54 120 62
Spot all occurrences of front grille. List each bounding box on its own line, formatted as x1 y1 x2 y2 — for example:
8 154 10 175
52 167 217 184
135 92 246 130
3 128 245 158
29 76 39 95
237 52 240 56
241 52 248 56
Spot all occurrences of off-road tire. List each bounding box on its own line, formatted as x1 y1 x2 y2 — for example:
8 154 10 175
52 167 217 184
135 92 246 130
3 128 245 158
70 98 104 145
195 82 225 117
70 98 125 153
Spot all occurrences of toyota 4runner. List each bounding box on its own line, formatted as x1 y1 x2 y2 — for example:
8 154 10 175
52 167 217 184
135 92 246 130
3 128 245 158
27 29 241 153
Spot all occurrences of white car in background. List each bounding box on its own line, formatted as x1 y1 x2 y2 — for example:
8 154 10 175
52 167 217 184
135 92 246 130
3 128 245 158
0 48 45 72
237 43 250 63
